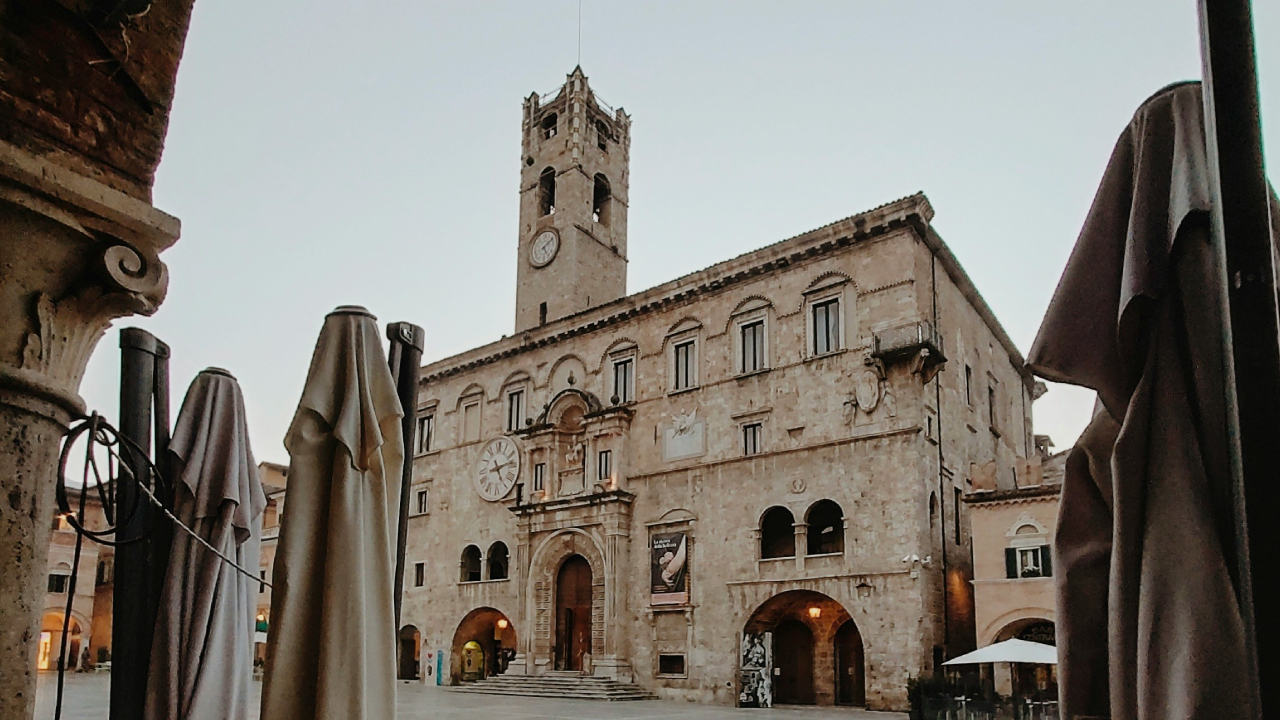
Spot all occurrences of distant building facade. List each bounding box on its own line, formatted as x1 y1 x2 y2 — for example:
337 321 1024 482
40 489 113 671
965 438 1064 699
399 68 1037 711
255 461 287 665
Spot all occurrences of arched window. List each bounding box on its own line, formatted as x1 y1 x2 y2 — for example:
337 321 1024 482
929 492 937 527
460 545 482 583
538 167 556 216
760 506 796 559
806 500 845 555
487 542 509 581
540 113 558 140
592 174 611 225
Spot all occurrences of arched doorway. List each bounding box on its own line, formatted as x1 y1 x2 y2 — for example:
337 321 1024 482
835 620 866 706
38 612 83 671
398 625 421 680
774 619 815 704
450 607 517 683
991 617 1057 700
743 589 861 707
555 554 592 671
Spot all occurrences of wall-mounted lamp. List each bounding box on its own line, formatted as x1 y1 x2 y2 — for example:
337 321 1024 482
807 607 821 619
256 613 266 622
856 581 873 599
496 618 509 630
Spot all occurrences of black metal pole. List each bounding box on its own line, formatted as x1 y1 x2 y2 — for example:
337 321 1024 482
387 321 425 635
1198 0 1275 715
111 328 168 720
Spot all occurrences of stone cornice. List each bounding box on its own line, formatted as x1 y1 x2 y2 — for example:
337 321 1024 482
964 484 1062 506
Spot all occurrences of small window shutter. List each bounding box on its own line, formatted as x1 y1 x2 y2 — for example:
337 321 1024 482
1040 545 1053 576
1005 547 1018 579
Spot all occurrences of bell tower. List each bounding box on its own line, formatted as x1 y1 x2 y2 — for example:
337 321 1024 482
515 67 631 332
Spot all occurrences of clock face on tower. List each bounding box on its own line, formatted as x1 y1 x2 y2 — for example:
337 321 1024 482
530 230 559 267
474 436 520 501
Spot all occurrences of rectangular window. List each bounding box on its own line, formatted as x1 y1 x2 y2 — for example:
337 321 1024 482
533 463 546 491
673 340 696 390
507 389 525 432
812 298 840 355
415 414 434 454
658 654 687 676
740 320 765 373
414 562 425 588
463 401 480 442
416 489 429 515
598 450 612 482
47 574 68 594
954 487 963 545
742 423 762 456
259 570 266 594
964 365 973 406
988 384 998 430
612 358 634 403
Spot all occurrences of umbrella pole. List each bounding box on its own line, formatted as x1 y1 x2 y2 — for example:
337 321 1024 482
1198 0 1275 715
110 329 170 720
387 322 425 636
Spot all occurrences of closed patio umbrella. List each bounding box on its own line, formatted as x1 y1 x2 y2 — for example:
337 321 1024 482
1028 81 1269 720
260 306 404 720
146 368 266 720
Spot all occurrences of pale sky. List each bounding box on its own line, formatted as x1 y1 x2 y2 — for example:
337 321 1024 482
78 1 1279 466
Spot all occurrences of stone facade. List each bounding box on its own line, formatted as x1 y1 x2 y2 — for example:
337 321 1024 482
965 446 1064 697
38 490 114 672
399 69 1035 712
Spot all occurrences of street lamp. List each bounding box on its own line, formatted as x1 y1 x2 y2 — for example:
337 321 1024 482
808 607 821 619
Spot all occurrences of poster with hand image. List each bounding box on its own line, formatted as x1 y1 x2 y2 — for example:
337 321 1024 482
738 631 772 707
650 532 689 605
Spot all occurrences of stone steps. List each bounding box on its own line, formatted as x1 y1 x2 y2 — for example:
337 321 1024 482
450 672 656 701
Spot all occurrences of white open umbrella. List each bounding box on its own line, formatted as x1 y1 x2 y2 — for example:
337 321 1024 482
943 638 1057 666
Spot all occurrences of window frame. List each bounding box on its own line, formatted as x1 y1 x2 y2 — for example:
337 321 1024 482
415 411 435 455
672 338 698 391
738 318 767 375
597 449 613 482
48 572 69 594
414 487 430 516
610 350 636 404
461 397 482 444
742 422 763 456
811 297 842 356
414 561 426 587
657 653 688 678
533 462 546 492
506 387 526 432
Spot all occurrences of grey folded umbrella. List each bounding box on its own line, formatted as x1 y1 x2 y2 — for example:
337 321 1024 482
1029 81 1272 720
261 306 404 720
146 368 266 720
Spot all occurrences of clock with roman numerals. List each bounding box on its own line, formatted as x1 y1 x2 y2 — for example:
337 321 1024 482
474 436 520 501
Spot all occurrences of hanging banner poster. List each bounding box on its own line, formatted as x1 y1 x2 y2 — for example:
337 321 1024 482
650 532 689 605
739 631 773 708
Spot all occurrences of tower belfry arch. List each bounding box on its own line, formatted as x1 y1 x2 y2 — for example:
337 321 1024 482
515 68 631 332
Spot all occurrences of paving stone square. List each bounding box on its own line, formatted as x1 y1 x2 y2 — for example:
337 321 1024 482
34 674 906 720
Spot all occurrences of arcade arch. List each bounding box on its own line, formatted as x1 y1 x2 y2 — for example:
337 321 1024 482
449 607 516 683
398 625 421 680
743 590 864 707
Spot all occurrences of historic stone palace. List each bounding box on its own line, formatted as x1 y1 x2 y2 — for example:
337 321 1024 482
398 68 1034 711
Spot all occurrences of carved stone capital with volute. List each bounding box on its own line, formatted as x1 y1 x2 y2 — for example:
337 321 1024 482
0 138 179 420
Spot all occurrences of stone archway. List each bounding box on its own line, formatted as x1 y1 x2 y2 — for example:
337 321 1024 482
450 607 517 683
527 529 607 673
990 617 1056 700
744 590 861 707
398 625 421 680
37 611 86 671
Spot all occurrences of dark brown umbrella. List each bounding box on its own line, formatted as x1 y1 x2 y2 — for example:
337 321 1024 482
1029 81 1272 720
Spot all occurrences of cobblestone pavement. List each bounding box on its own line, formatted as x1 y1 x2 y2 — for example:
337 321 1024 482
35 674 907 719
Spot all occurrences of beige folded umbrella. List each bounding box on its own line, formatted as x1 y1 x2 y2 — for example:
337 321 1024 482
146 368 266 720
1029 81 1267 720
261 306 404 720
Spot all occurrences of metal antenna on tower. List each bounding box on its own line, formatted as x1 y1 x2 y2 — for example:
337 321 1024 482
577 0 582 66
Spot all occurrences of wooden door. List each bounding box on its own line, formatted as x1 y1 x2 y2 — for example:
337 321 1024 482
835 620 865 706
773 619 815 704
555 555 592 671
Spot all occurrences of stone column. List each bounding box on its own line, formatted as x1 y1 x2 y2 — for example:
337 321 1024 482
0 140 178 719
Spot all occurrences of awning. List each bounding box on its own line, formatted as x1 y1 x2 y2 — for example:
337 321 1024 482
943 638 1057 666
